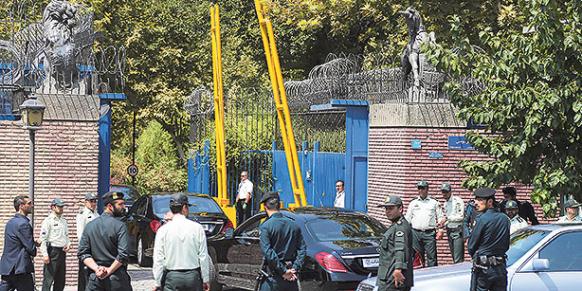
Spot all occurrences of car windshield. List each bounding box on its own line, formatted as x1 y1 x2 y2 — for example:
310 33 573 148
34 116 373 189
152 195 222 217
506 229 550 266
305 215 386 242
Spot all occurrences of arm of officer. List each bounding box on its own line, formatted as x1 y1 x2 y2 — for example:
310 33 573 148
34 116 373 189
108 223 130 275
259 224 287 275
393 227 409 270
245 183 253 204
39 217 50 258
450 199 465 223
404 201 414 222
467 217 483 257
76 213 85 240
64 220 71 251
152 226 166 287
198 226 210 284
292 228 306 271
436 201 446 226
16 221 37 256
78 229 99 272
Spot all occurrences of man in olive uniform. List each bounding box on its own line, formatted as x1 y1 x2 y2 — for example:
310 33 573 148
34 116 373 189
76 193 99 291
78 191 132 291
258 192 306 291
405 180 445 267
377 195 413 291
468 188 510 291
441 183 465 263
40 198 71 291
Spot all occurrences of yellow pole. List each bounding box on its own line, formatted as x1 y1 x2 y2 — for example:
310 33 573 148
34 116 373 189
254 0 307 207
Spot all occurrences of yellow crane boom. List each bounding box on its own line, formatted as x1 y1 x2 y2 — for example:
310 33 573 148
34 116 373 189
254 0 307 208
210 3 236 223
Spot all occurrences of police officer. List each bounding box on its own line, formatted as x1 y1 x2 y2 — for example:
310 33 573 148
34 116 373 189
78 191 132 291
504 200 528 234
76 193 99 291
405 181 445 267
557 199 582 223
376 195 413 291
441 183 465 263
258 192 306 291
152 193 210 291
40 198 71 291
468 188 510 291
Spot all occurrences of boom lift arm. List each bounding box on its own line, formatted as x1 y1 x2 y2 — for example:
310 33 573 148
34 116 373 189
254 0 307 208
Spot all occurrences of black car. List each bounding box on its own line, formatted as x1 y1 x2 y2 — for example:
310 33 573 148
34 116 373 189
207 208 387 291
110 184 140 210
126 192 234 267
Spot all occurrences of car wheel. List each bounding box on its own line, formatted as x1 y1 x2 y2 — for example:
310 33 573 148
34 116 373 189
137 236 152 267
209 257 222 291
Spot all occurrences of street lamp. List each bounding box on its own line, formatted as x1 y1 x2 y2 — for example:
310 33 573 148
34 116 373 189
20 94 45 227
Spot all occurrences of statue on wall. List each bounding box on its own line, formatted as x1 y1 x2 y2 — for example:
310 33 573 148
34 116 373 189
399 7 435 89
42 0 79 90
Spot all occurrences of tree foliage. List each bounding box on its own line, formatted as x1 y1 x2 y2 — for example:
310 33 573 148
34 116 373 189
426 0 581 216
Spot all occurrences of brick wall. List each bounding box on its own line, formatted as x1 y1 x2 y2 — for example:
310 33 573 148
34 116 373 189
0 120 99 286
368 126 547 265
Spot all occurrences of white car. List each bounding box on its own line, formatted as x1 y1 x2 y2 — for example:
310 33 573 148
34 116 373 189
356 223 582 291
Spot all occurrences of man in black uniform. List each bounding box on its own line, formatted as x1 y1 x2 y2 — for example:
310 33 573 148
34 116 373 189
258 192 306 291
376 195 413 291
78 191 132 291
468 188 510 291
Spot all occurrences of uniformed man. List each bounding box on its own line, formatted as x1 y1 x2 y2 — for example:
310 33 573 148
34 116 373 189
504 200 528 234
236 171 254 225
78 191 132 291
468 188 510 291
76 192 99 291
557 199 582 223
258 192 306 291
500 187 539 225
441 183 465 263
153 193 209 291
40 198 71 291
376 195 413 291
404 181 445 267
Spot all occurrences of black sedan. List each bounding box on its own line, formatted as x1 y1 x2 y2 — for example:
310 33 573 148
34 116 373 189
126 192 234 267
207 208 387 291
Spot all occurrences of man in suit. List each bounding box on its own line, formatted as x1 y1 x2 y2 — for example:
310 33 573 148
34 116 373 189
0 195 38 291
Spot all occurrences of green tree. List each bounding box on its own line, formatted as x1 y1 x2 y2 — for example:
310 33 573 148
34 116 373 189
426 0 581 216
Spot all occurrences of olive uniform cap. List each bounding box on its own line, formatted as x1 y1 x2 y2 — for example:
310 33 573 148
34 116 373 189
377 195 403 207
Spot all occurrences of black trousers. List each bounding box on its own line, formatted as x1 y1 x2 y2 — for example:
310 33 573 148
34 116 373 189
42 246 66 291
0 273 34 291
236 200 251 225
78 259 88 291
259 276 298 291
470 263 507 291
163 269 202 291
85 267 132 291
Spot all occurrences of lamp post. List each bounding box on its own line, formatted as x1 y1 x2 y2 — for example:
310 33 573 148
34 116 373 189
20 94 45 227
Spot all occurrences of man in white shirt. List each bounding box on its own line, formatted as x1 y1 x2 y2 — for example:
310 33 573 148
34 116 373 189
441 183 465 263
334 180 345 208
236 171 253 225
405 180 445 267
75 193 99 291
504 200 528 234
557 199 582 223
153 193 209 291
40 198 71 291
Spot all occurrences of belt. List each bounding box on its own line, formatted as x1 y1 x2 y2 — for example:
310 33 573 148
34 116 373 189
413 228 436 232
166 268 200 272
473 255 506 267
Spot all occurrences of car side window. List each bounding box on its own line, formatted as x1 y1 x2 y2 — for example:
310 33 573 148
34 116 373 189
538 231 582 271
238 218 262 238
131 198 147 216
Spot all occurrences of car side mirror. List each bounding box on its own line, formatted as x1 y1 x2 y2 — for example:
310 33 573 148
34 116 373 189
225 228 234 239
532 258 549 271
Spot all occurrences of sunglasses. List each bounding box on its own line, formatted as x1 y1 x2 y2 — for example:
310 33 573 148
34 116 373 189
25 201 33 205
